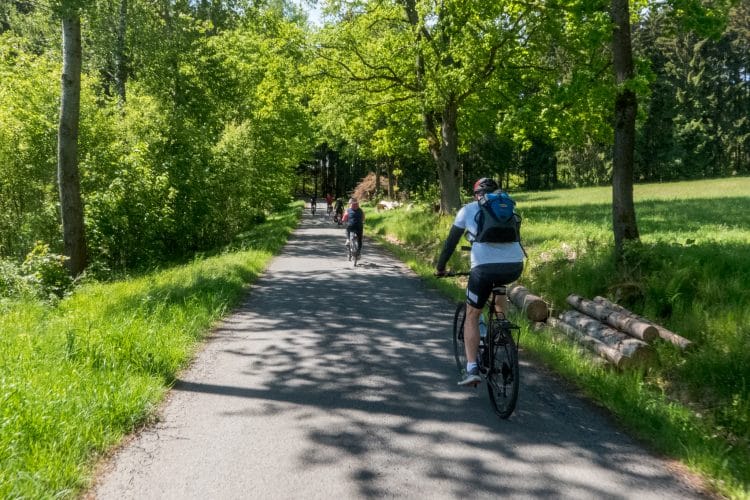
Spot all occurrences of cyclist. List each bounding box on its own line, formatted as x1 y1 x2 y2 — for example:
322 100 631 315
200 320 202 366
310 195 317 214
435 177 525 386
342 197 365 256
325 193 334 214
333 197 345 225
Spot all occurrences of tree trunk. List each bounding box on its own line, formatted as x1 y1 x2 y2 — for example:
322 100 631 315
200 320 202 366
508 285 549 322
375 162 381 197
387 158 395 198
593 296 694 350
402 0 462 213
566 294 658 342
58 13 87 276
114 0 128 104
611 0 640 259
425 99 462 213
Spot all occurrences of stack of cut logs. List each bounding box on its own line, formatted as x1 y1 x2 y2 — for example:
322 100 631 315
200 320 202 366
506 285 693 369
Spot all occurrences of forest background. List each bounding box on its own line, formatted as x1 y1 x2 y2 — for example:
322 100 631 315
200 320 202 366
0 0 747 281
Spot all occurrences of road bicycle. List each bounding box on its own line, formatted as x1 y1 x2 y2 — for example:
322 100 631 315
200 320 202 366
440 272 521 419
346 230 360 267
327 203 333 218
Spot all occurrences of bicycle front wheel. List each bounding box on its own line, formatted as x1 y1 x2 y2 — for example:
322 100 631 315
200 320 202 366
486 325 519 419
452 303 468 375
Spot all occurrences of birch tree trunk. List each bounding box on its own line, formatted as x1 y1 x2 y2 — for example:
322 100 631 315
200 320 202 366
566 294 658 341
593 296 694 350
58 13 87 276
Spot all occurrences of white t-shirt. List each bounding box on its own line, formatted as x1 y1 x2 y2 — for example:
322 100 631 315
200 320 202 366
453 201 525 268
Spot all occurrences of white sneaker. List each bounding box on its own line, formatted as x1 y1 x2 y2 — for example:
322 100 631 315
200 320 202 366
458 368 481 386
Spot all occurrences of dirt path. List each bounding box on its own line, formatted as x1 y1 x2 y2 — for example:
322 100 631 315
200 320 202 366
90 208 708 499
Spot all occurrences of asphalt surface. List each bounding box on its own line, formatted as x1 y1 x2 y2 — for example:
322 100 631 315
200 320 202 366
90 207 708 499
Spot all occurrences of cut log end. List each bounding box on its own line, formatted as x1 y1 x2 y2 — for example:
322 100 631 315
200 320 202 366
508 284 550 322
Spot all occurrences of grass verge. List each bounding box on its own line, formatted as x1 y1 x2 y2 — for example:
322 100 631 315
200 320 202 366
367 177 750 499
0 205 300 498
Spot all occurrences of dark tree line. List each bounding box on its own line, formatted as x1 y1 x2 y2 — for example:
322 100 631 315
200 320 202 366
635 3 749 182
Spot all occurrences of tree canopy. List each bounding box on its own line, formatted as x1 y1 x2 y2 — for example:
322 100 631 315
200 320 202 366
0 0 746 275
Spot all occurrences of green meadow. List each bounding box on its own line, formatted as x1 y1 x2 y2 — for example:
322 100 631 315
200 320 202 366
367 177 750 499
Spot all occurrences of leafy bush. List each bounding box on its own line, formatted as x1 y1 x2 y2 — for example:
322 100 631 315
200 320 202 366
0 258 27 297
21 242 73 299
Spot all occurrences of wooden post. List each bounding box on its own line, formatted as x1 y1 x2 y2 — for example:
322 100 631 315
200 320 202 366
508 285 549 322
566 294 658 342
593 296 694 350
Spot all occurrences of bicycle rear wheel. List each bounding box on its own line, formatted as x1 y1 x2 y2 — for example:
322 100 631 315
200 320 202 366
452 303 468 375
486 322 519 419
351 237 359 266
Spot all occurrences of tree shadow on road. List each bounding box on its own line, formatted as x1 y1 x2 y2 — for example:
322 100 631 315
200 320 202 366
171 215 705 499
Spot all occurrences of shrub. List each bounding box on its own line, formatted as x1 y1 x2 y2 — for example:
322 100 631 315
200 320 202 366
0 258 27 297
21 242 73 299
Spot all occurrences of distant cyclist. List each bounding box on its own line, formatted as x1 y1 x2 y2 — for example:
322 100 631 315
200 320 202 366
333 197 345 225
342 197 365 255
325 193 334 215
310 195 317 215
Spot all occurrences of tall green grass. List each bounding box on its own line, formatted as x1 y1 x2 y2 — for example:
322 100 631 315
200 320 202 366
368 177 750 498
0 206 300 498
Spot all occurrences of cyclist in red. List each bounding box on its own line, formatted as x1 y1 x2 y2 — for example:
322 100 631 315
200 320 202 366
325 193 333 213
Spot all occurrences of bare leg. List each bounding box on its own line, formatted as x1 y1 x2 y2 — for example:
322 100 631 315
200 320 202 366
464 304 482 366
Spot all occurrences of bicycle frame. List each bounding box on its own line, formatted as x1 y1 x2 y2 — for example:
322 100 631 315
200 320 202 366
442 272 521 419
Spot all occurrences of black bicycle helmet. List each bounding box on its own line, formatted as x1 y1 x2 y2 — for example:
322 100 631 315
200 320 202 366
473 177 498 195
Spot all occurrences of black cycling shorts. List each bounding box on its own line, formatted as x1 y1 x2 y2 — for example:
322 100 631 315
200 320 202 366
466 262 524 309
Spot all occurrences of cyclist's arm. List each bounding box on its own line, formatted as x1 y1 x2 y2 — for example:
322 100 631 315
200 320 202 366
436 225 464 273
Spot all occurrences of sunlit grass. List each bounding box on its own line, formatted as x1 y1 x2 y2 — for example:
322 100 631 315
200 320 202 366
0 205 300 498
367 177 750 498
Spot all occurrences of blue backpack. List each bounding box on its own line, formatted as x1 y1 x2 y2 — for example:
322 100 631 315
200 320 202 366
472 191 521 243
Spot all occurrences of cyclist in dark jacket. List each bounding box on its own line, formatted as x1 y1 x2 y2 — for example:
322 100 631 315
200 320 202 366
333 198 345 225
342 197 365 254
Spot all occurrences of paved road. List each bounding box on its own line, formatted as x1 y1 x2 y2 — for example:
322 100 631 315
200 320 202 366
91 208 707 499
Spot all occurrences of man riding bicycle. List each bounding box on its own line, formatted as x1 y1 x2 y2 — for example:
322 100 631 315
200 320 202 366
435 177 525 386
342 197 365 256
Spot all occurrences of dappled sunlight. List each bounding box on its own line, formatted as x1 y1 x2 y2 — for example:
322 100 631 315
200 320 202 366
162 214 702 499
